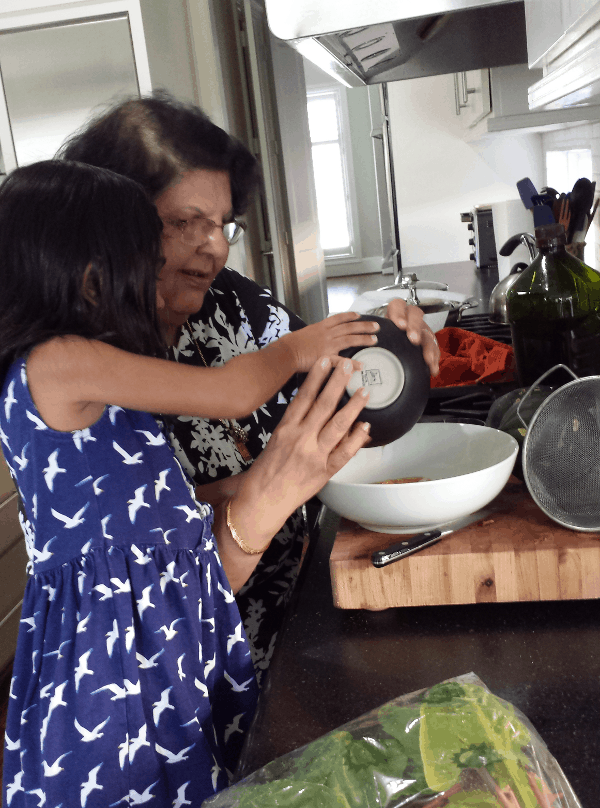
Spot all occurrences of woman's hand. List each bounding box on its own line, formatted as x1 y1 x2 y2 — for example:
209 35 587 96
195 474 245 508
384 298 440 377
213 355 371 591
286 313 379 372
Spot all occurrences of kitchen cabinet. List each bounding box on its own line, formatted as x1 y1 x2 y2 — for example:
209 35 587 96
453 69 491 129
525 0 600 109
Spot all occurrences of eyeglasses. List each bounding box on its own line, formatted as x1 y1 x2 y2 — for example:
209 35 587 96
162 214 246 246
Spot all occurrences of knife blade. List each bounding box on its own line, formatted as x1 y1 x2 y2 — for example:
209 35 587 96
371 507 496 567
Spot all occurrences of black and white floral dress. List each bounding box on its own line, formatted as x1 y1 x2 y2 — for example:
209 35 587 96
169 268 307 687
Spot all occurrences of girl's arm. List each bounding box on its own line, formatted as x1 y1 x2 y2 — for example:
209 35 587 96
26 313 378 432
210 356 371 592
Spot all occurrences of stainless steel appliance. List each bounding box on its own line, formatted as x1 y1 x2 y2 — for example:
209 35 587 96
461 207 498 270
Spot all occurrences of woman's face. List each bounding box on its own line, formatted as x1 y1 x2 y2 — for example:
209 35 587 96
154 168 233 337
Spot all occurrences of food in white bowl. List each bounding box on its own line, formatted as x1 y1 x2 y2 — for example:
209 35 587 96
317 423 518 533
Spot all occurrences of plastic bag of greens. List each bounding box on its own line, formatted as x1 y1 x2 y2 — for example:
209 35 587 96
203 672 582 808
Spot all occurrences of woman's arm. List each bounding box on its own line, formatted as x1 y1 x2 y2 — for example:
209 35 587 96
210 356 371 592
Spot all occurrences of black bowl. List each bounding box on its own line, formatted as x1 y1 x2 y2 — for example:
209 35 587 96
338 315 430 447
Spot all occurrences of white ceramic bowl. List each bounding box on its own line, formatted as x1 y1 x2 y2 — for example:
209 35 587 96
349 288 470 333
318 423 518 533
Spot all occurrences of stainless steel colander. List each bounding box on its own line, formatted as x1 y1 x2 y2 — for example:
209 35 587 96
518 365 600 531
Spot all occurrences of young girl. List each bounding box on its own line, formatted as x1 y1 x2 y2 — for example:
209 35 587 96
0 160 371 807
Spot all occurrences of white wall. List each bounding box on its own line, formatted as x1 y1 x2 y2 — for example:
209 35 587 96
388 73 544 267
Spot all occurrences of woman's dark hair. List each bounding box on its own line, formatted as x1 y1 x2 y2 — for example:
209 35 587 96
0 160 165 385
57 91 260 214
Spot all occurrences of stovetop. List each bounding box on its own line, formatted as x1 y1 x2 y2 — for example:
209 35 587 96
420 313 516 425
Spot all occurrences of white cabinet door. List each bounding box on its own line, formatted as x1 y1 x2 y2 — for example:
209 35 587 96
562 0 599 30
525 0 565 67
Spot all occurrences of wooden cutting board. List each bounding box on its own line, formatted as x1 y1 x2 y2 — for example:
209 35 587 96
329 479 600 610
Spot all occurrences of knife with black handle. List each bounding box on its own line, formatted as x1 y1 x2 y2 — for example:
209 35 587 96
371 507 494 567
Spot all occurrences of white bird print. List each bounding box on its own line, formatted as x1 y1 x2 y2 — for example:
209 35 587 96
206 564 212 596
4 380 17 421
179 571 189 588
110 780 159 806
4 733 20 751
32 538 56 564
32 493 37 520
154 468 171 501
117 733 129 770
76 475 93 487
172 781 192 808
43 751 72 777
106 620 119 657
94 583 113 602
48 682 68 713
74 716 110 742
130 544 152 565
194 677 208 698
25 789 46 807
112 440 143 464
51 503 88 529
128 485 150 524
31 651 38 674
5 769 25 805
201 617 216 633
135 429 166 446
40 682 54 698
136 648 164 669
155 618 184 641
43 640 71 660
20 704 37 724
108 405 124 424
80 540 92 555
152 686 174 726
20 611 39 633
43 450 66 491
174 504 201 522
77 570 86 595
204 653 216 679
13 442 30 471
150 526 176 545
224 671 254 693
227 622 245 654
125 622 135 652
9 675 17 699
110 577 132 594
100 515 113 540
80 763 103 807
136 585 155 618
128 724 151 764
217 580 235 604
92 474 108 495
74 649 94 692
155 741 196 764
91 679 140 700
159 561 180 592
26 410 48 430
224 713 245 744
0 423 11 452
72 428 96 452
177 654 186 681
76 612 91 633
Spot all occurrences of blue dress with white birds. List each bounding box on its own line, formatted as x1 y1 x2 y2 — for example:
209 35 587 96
0 357 259 808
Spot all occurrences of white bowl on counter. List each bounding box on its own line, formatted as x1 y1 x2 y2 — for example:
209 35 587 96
348 288 472 333
317 423 518 533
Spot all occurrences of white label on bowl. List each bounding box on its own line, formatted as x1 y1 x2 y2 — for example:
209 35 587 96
346 347 405 410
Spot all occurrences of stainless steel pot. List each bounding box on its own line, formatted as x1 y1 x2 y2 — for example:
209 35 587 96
488 262 528 324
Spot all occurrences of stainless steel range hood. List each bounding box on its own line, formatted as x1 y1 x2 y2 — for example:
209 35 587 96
265 0 528 87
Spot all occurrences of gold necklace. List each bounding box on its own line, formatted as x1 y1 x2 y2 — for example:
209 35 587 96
182 320 252 463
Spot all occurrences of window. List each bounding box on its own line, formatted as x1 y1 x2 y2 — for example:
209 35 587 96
546 149 592 195
306 88 357 259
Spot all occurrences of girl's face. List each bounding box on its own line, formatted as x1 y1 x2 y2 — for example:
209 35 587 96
154 169 233 341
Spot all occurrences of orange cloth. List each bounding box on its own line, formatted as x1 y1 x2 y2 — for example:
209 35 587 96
430 327 515 388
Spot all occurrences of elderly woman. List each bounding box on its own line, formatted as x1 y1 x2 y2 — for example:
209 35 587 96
59 92 440 685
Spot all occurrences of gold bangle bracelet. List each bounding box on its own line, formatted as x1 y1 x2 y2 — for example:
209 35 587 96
226 499 270 555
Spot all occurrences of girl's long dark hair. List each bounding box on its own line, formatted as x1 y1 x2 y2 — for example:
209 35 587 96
0 160 165 386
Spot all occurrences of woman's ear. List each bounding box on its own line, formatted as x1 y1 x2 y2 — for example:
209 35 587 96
81 262 102 305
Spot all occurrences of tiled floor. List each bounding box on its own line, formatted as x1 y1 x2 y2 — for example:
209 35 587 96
326 272 393 314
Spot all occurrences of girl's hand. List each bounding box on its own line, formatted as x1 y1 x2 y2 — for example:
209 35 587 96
213 355 371 591
384 298 440 377
286 313 379 372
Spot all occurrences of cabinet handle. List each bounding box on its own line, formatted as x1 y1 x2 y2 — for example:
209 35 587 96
454 72 476 115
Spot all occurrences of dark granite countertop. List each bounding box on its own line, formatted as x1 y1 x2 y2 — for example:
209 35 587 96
239 506 600 806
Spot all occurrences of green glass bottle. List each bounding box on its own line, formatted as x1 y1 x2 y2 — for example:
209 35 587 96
506 223 600 386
